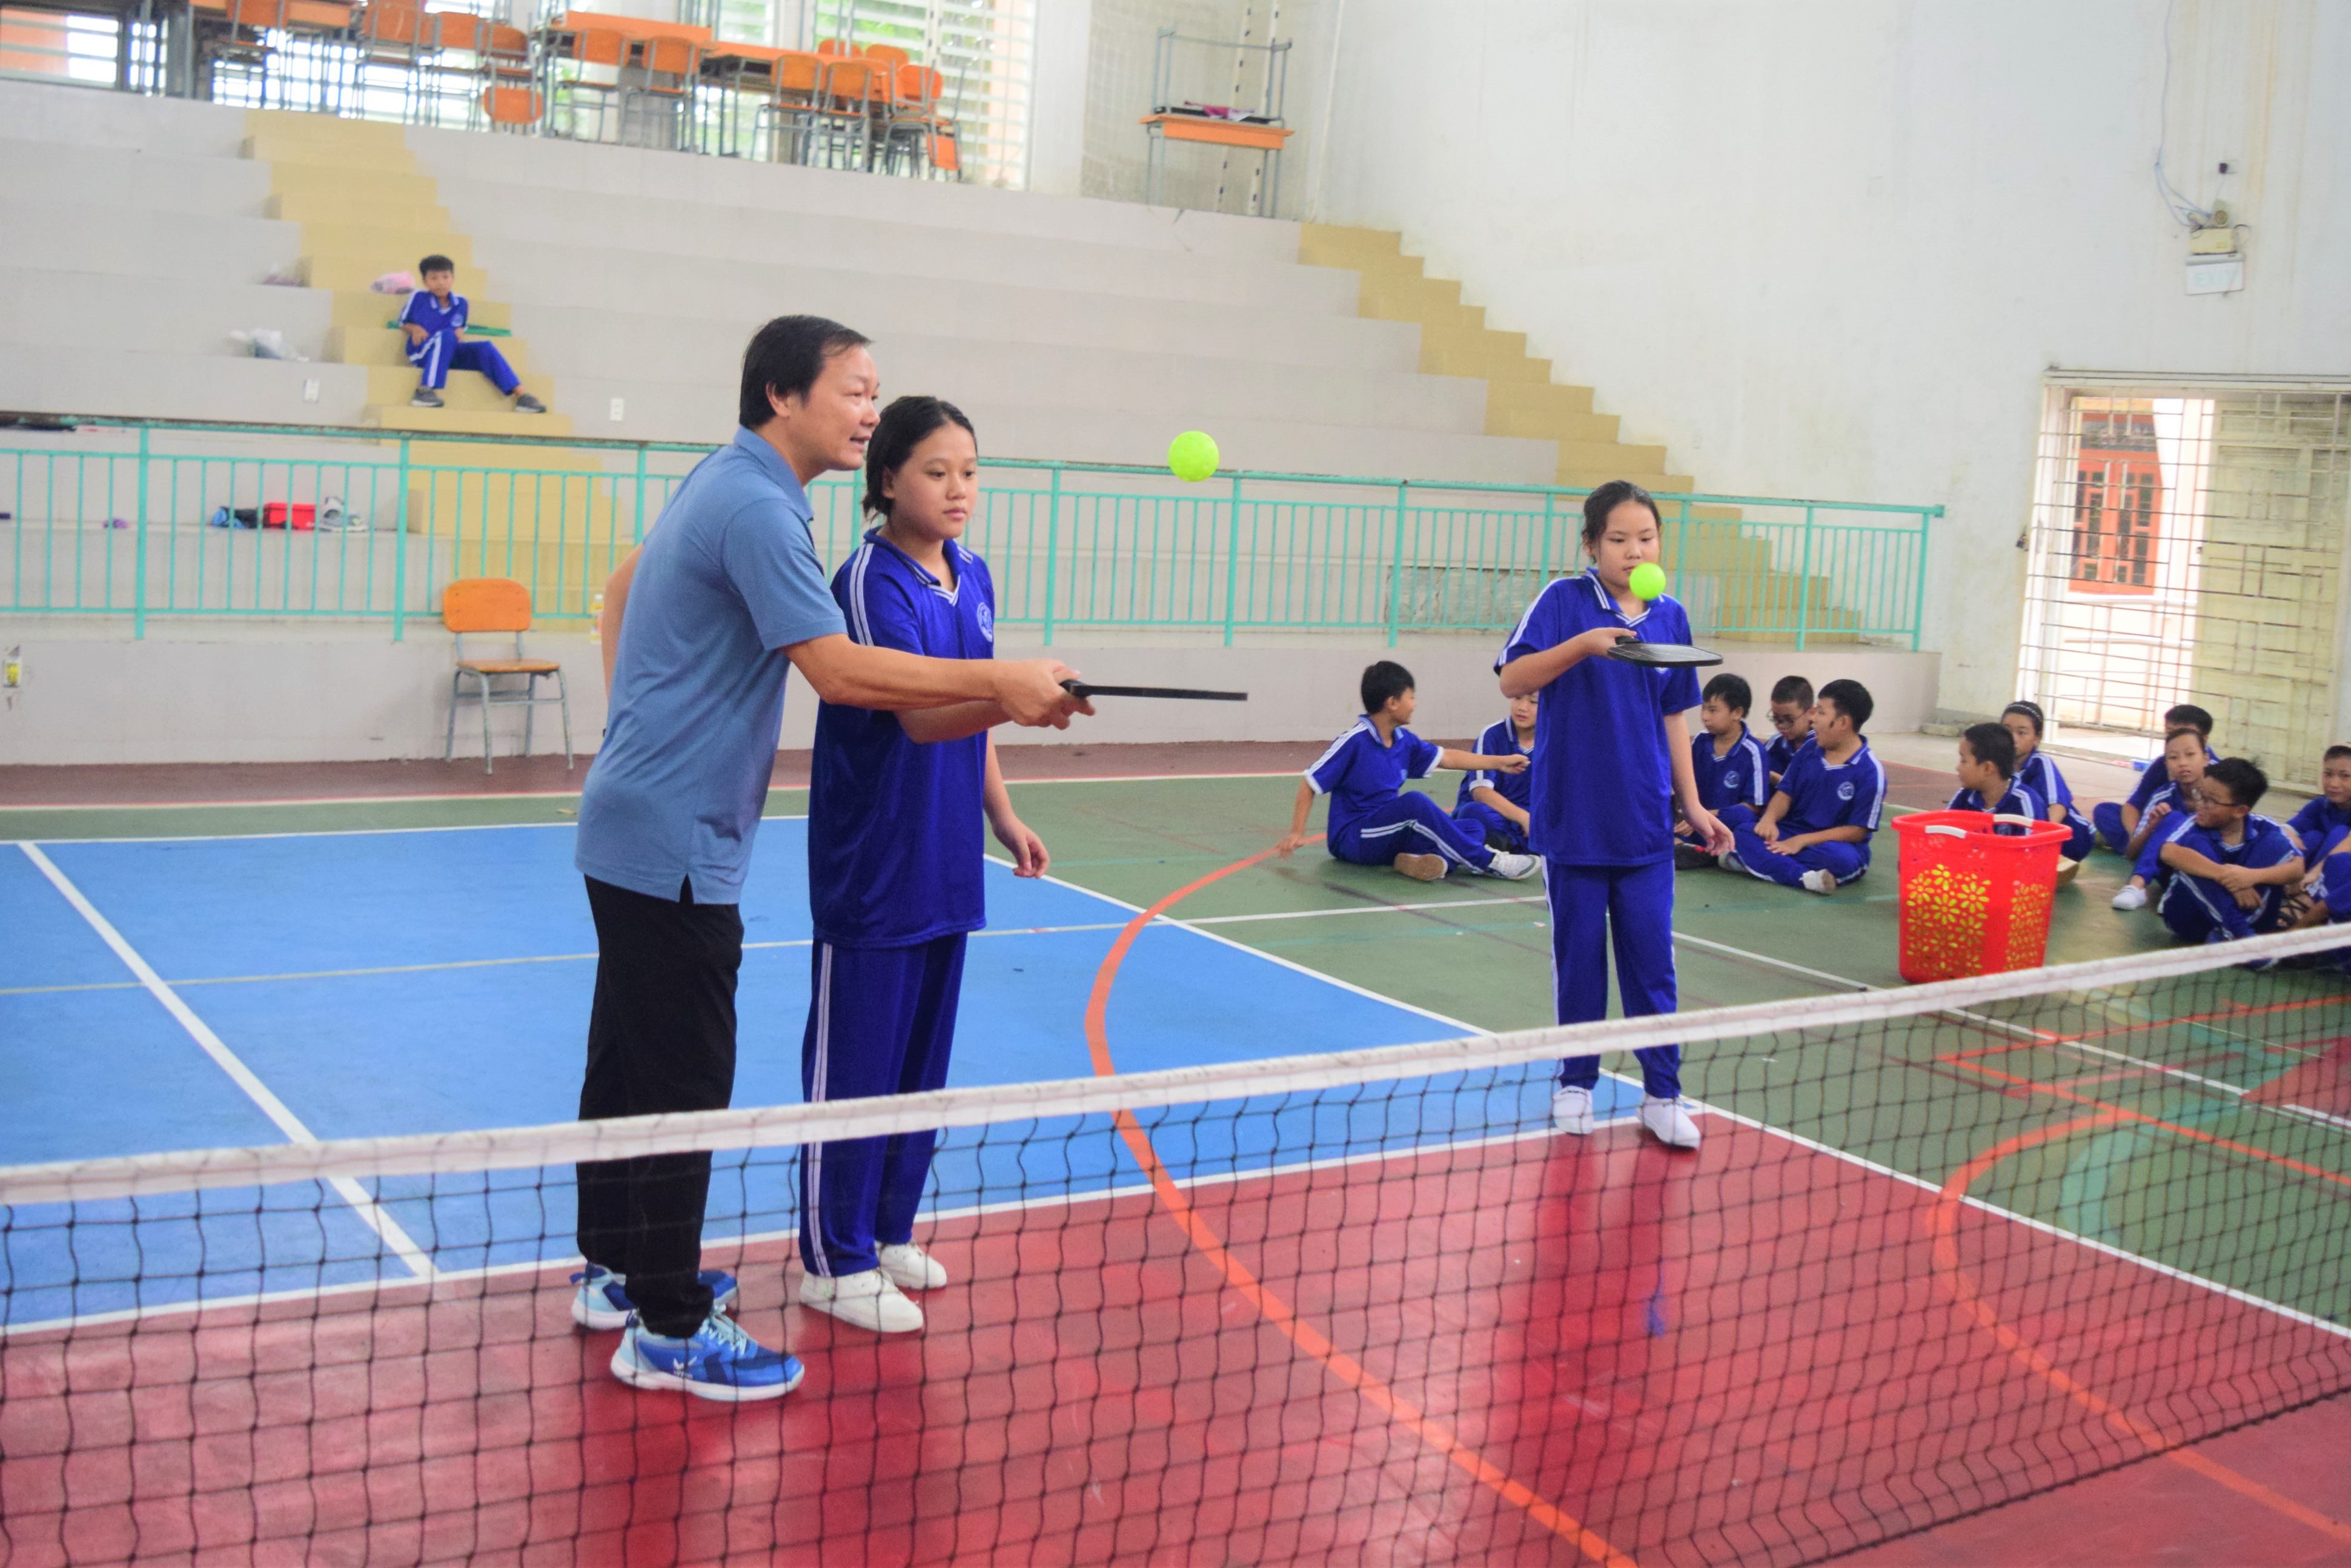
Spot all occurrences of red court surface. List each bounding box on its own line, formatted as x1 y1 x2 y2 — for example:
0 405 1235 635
6 1116 2344 1567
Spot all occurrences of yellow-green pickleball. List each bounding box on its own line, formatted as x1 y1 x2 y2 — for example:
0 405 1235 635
1167 430 1220 483
1629 561 1668 601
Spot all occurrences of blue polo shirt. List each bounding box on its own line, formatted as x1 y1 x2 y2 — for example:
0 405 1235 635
1766 732 1808 782
575 428 847 903
1948 781 2045 834
808 531 997 948
2130 746 2217 810
2163 814 2297 875
1691 726 1768 815
1455 716 1534 813
1498 569 1702 867
2286 797 2351 859
2016 750 2086 824
1774 738 1890 860
1307 719 1440 842
397 288 468 339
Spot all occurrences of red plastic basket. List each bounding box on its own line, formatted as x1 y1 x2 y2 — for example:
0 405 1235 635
1892 810 2073 983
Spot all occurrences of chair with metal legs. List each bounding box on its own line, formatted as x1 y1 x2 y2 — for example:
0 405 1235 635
442 577 571 775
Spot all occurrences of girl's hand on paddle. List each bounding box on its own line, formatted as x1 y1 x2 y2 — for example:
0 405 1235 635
1568 627 1636 661
993 816 1050 878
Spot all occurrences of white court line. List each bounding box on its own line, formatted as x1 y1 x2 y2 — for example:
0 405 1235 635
16 843 437 1280
24 814 806 847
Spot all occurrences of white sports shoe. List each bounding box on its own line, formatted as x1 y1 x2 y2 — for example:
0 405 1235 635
877 1241 948 1291
2055 856 2083 887
1551 1085 1594 1136
2111 882 2149 911
1393 852 1447 882
1799 868 1837 895
1718 851 1746 876
798 1268 925 1333
1485 851 1540 881
1639 1096 1703 1150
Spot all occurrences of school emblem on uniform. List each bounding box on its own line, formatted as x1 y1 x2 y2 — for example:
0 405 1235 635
1724 772 1742 790
976 601 993 643
1838 781 1855 801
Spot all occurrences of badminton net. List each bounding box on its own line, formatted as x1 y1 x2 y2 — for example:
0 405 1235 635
6 927 2351 1567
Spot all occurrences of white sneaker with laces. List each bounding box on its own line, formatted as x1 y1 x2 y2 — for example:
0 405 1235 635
1639 1096 1703 1149
877 1242 947 1291
798 1268 925 1333
1485 851 1540 881
1551 1085 1594 1136
1392 852 1447 882
2111 882 2148 911
1799 868 1837 895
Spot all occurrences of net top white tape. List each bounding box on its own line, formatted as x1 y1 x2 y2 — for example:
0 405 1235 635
5 924 2344 1208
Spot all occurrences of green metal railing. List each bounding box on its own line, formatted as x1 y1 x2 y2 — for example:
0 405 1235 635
1 417 1941 649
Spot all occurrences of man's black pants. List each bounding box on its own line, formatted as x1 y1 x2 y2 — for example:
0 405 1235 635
577 875 741 1338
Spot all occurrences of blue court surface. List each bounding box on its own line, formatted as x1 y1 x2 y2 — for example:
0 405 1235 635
2 822 1633 1329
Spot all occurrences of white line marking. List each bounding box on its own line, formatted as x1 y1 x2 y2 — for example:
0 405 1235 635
1184 895 1544 926
24 815 805 847
16 842 437 1280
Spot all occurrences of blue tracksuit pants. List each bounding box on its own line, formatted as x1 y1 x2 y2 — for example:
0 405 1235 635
1547 858 1681 1099
2092 800 2130 855
2158 873 2284 944
1719 804 1869 888
798 933 965 1278
410 328 519 394
1452 799 1528 854
1330 792 1496 872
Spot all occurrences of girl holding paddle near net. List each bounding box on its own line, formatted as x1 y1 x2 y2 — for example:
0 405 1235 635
1497 480 1731 1150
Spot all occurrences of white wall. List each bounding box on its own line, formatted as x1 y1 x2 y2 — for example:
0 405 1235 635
1310 0 2351 716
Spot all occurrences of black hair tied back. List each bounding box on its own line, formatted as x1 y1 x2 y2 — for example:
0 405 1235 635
864 395 977 520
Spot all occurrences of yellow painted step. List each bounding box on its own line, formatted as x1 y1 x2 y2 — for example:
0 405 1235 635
263 161 439 207
369 405 576 437
1488 382 1596 422
300 225 474 266
267 193 452 228
1557 466 1697 492
310 254 496 293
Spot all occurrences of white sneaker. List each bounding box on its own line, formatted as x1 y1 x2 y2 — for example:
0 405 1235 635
2111 882 2148 911
1485 851 1540 881
1639 1096 1703 1149
1551 1085 1594 1136
1718 851 1746 876
877 1241 947 1291
1392 852 1447 882
798 1268 925 1333
1800 868 1837 895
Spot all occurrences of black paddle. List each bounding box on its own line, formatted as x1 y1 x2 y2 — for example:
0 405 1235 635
1605 641 1724 669
1061 682 1250 701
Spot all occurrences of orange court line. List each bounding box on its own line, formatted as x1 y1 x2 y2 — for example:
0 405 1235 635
1943 1057 2351 1194
1081 837 1640 1568
1930 1116 2351 1546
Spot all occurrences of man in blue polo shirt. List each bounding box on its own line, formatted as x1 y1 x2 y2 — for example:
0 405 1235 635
571 316 1086 1402
1722 678 1887 895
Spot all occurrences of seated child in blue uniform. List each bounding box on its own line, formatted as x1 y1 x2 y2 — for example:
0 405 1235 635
2000 701 2092 879
2109 726 2211 911
399 254 546 414
1948 721 2044 827
1451 692 1537 852
2093 703 2214 853
2155 758 2303 955
1677 672 1767 867
1278 661 1539 884
1720 678 1887 895
2287 745 2351 873
1765 673 1814 789
798 395 1056 1336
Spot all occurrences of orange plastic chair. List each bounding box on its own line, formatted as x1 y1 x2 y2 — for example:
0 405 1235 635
758 48 824 161
815 36 851 56
861 42 908 68
552 25 624 139
813 55 878 167
480 82 543 130
442 578 571 773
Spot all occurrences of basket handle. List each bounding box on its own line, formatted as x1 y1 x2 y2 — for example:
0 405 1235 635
1924 824 1970 839
1992 813 2038 829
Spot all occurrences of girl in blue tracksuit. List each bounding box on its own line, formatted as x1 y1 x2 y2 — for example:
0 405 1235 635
1497 481 1732 1151
2002 702 2094 869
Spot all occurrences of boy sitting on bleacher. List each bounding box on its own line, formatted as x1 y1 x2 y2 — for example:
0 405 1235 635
2155 759 2302 957
400 253 546 414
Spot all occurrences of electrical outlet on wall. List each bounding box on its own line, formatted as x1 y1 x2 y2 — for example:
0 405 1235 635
303 379 320 403
609 397 625 423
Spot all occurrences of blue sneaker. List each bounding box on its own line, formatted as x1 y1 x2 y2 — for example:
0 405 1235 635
610 1312 804 1402
569 1264 739 1332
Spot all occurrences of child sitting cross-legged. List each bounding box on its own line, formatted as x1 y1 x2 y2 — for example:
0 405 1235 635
1720 678 1887 895
1278 661 1540 884
1948 722 2043 827
2155 758 2303 961
2110 726 2211 911
1451 691 1539 853
2094 703 2215 853
1677 672 1768 867
1764 674 1814 790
